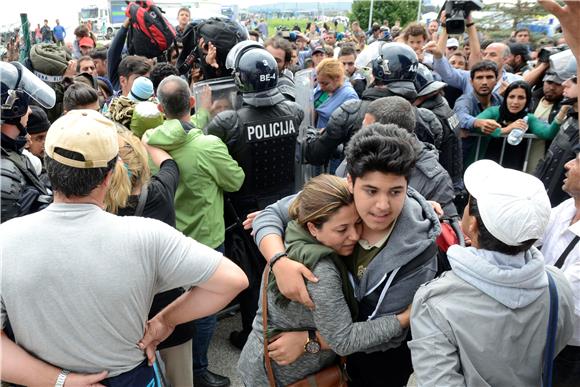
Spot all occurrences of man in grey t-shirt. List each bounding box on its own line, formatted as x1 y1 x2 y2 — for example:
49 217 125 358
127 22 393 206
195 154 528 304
0 110 248 386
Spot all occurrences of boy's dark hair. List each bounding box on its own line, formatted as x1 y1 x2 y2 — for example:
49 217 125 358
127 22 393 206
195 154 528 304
63 83 99 111
338 45 356 58
89 48 107 61
45 149 116 198
470 60 498 80
468 196 536 255
118 56 151 78
346 123 418 182
149 63 179 92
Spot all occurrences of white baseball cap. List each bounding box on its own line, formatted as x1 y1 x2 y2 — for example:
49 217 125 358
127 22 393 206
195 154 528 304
464 160 551 246
446 38 459 48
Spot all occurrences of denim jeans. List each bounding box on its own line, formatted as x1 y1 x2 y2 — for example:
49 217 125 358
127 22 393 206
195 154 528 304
192 243 224 375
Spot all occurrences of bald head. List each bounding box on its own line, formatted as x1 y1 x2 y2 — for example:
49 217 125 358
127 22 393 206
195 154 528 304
483 42 510 71
157 75 192 119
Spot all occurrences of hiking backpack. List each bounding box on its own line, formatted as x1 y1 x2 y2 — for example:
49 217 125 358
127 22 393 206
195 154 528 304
126 0 176 58
177 17 247 79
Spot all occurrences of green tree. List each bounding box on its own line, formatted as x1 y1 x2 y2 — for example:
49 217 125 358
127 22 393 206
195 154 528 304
475 0 551 33
349 0 420 30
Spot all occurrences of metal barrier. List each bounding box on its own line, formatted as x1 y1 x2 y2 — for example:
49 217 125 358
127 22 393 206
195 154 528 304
468 132 539 172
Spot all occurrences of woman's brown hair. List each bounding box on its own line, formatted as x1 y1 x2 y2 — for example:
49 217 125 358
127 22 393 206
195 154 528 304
289 174 353 229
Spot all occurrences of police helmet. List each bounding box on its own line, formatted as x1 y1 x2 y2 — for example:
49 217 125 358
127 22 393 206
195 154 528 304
228 42 278 93
1 62 55 124
414 63 447 97
372 42 419 84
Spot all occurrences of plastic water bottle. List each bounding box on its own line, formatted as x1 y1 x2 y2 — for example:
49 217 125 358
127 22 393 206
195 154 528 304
507 116 528 146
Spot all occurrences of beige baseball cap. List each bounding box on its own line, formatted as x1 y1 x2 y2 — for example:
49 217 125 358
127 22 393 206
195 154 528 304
45 110 118 168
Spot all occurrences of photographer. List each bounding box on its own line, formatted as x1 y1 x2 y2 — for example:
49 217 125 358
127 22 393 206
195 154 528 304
427 10 522 96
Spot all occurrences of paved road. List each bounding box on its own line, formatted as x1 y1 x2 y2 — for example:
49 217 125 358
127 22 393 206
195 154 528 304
207 312 244 387
205 311 417 387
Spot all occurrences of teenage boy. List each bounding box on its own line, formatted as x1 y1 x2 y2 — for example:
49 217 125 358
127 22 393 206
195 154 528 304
410 159 575 386
251 124 441 386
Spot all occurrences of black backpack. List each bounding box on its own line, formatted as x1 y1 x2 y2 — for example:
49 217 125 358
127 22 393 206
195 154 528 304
177 17 247 79
126 0 176 58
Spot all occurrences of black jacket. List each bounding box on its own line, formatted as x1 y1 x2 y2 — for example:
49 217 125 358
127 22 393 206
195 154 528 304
1 140 51 223
207 95 304 214
419 94 464 192
534 110 578 207
303 87 442 165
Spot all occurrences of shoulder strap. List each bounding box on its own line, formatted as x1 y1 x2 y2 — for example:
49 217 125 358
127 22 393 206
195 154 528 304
262 265 277 387
554 236 580 269
543 271 559 387
134 183 149 217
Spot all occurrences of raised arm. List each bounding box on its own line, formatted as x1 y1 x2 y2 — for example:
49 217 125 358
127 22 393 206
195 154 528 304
107 18 129 93
539 1 580 125
466 14 482 68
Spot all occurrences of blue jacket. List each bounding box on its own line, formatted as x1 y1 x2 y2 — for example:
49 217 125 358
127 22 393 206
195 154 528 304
453 91 502 131
314 83 359 129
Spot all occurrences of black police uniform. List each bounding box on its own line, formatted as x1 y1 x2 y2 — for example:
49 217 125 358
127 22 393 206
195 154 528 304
277 69 296 101
419 94 463 192
207 39 304 344
303 86 442 165
534 109 579 206
1 136 51 223
206 91 304 344
207 92 304 214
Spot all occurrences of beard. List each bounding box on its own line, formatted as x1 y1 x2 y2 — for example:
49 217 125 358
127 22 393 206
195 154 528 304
543 93 562 103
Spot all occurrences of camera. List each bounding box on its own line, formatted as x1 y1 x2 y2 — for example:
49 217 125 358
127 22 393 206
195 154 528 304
443 0 483 35
276 27 297 42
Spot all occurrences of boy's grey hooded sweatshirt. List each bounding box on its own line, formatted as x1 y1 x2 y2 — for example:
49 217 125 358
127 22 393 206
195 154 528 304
410 245 575 386
253 187 441 352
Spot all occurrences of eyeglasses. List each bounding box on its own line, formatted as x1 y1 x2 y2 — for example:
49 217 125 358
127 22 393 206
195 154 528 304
447 46 458 51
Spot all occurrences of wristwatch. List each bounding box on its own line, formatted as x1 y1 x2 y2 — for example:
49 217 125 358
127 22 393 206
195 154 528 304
304 329 321 354
55 369 70 387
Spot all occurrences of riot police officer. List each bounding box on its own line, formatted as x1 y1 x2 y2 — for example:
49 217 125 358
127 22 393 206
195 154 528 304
206 41 304 349
1 62 55 223
414 63 464 198
535 75 579 206
302 42 442 166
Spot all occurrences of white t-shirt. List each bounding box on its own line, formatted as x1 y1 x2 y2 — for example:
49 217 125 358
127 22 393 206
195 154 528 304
0 203 222 376
541 198 580 346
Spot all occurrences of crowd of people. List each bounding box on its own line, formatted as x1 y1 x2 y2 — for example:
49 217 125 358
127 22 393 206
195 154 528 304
1 1 580 386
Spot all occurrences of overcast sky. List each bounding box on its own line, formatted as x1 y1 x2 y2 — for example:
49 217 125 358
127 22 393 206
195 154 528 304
3 0 355 31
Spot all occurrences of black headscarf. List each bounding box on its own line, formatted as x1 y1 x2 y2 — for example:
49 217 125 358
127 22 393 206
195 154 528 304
498 80 532 126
